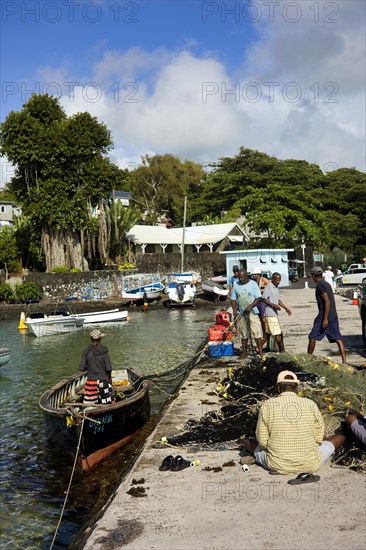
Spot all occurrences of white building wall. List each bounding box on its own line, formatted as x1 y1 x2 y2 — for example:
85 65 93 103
222 249 294 287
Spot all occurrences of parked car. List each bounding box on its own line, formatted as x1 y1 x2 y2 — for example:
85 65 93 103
335 268 366 286
358 284 366 347
347 263 366 271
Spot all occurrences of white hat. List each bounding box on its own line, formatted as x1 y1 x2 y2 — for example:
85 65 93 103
90 329 105 339
276 370 299 384
327 266 332 269
251 267 262 275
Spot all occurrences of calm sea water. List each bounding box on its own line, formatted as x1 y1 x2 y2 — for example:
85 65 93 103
0 307 214 549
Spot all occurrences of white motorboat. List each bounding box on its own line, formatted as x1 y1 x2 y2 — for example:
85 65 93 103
73 309 128 324
25 313 85 337
201 278 229 301
165 272 200 284
0 348 11 367
165 279 196 306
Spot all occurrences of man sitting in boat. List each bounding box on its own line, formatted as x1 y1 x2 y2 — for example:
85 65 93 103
80 329 115 405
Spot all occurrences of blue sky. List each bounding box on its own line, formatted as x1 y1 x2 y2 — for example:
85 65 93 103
1 0 365 185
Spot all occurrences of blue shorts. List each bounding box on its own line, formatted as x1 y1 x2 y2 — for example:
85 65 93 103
308 318 343 343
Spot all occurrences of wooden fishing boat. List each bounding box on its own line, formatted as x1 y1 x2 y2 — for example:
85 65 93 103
39 369 150 471
0 347 11 367
201 278 229 301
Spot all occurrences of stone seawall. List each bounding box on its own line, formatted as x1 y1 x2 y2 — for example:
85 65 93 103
20 253 226 300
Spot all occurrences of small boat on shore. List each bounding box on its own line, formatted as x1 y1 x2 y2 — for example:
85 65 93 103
122 281 165 302
25 313 85 337
39 368 151 471
73 308 128 324
165 281 196 306
21 308 128 335
0 348 11 367
201 278 229 301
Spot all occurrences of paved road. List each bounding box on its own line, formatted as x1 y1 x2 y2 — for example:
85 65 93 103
278 286 365 366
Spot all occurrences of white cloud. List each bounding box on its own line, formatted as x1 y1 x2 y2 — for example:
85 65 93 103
36 1 366 171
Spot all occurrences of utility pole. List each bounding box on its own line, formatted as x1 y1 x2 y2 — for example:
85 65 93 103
181 196 187 273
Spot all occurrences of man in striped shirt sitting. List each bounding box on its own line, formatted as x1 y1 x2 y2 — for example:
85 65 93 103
245 370 344 474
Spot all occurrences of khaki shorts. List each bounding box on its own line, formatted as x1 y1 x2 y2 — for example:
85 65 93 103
237 313 262 340
266 316 282 336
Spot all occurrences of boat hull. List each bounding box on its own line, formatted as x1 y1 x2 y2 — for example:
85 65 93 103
26 316 85 337
201 279 229 299
0 348 11 367
74 309 128 324
39 371 150 471
165 281 196 306
122 282 165 302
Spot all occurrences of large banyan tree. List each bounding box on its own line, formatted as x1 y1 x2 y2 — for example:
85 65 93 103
0 94 126 271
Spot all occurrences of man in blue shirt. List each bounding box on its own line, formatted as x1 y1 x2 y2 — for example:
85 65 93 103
231 269 265 359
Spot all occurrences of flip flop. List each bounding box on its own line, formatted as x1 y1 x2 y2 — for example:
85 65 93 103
159 455 175 471
287 473 320 485
171 455 192 471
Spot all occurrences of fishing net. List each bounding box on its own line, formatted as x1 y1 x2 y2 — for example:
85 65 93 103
164 352 366 473
142 344 207 398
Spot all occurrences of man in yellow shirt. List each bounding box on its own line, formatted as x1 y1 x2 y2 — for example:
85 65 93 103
246 370 344 474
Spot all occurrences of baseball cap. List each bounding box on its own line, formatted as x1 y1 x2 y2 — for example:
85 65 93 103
251 267 261 275
90 329 105 339
327 266 332 269
276 370 299 384
233 265 239 272
311 266 323 276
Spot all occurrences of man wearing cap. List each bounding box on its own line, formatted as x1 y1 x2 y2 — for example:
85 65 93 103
80 329 114 404
261 272 292 352
231 269 266 358
308 266 347 364
251 267 270 294
246 370 344 474
323 265 335 291
228 265 240 296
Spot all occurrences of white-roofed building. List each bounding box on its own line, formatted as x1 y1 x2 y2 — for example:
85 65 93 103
125 223 248 254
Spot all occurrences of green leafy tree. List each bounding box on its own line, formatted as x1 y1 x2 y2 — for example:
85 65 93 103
109 201 141 264
237 184 329 248
316 168 366 248
0 94 128 271
0 226 21 273
129 154 205 225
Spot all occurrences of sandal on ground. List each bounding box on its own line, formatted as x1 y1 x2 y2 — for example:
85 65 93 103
159 455 175 471
171 455 192 471
287 473 320 485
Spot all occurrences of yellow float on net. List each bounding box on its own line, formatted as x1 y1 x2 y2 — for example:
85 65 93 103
66 416 75 427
